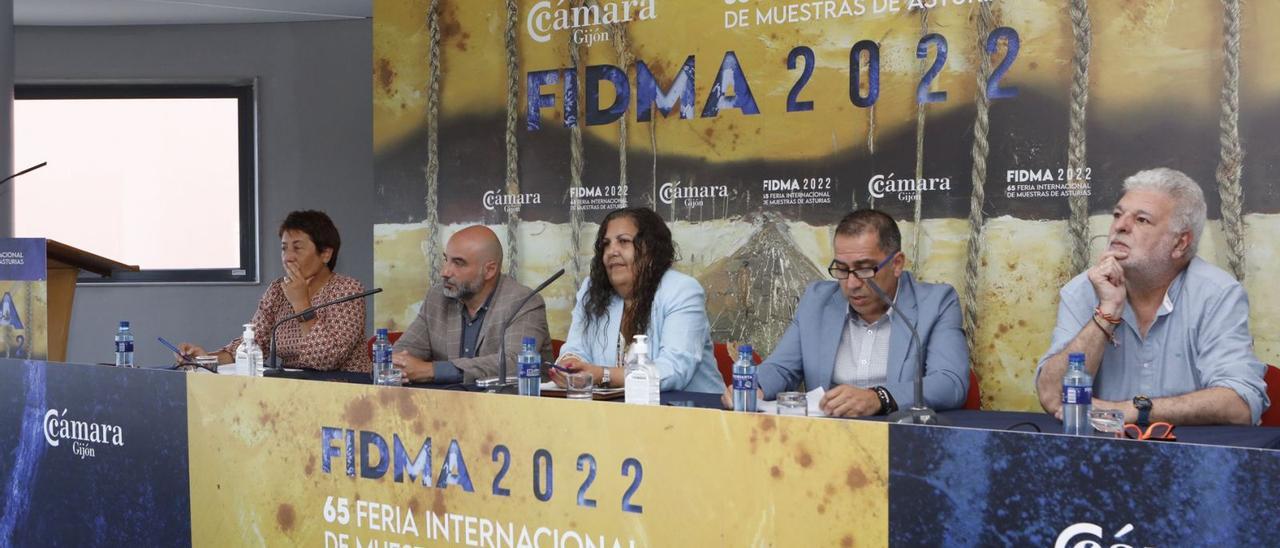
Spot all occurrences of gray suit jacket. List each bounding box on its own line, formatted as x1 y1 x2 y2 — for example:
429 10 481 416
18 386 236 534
393 274 550 383
756 271 970 410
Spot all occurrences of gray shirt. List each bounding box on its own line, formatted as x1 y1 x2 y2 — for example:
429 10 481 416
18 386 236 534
1037 257 1269 424
832 308 892 388
433 290 495 384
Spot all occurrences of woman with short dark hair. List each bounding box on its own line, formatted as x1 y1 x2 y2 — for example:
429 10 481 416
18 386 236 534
552 207 722 393
178 210 369 371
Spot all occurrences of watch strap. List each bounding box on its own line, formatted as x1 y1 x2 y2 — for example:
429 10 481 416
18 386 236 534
1134 396 1152 427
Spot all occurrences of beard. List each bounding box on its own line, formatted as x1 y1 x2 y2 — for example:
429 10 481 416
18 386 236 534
1118 238 1183 288
442 276 481 300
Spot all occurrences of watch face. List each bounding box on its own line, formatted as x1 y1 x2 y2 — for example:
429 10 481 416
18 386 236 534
1133 396 1152 410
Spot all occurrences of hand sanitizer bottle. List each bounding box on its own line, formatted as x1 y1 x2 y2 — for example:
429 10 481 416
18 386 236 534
624 335 661 405
235 323 263 377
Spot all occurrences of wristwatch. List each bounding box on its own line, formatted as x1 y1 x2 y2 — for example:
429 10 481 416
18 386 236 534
1133 395 1153 427
600 366 612 387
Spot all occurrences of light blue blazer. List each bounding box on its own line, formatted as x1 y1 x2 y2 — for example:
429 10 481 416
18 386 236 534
756 272 970 409
560 269 724 394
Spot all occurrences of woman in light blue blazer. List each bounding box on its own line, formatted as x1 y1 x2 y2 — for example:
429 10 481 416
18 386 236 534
551 207 723 394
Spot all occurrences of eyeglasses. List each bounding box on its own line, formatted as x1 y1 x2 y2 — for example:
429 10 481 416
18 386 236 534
1123 422 1176 441
828 251 898 280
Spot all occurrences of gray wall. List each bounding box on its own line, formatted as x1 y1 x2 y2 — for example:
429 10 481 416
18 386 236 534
1 0 13 236
15 20 374 365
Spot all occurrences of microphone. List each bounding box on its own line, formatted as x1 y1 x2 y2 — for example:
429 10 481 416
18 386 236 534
266 287 382 370
477 269 564 393
0 162 48 186
865 278 948 426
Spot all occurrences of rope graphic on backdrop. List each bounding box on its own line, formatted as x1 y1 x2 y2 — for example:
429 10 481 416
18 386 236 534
649 104 658 210
1216 0 1246 281
568 0 587 288
1067 0 1092 275
859 103 874 210
423 0 443 282
911 8 931 269
503 0 522 277
963 1 997 387
606 8 634 202
867 101 876 210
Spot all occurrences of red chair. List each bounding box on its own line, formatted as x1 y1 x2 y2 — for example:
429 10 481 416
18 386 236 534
965 370 982 410
366 331 404 360
713 342 762 386
1260 365 1280 427
551 339 564 361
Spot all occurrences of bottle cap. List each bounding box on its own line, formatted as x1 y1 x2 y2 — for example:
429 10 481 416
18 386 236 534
738 344 752 354
377 328 388 336
632 334 649 355
522 336 536 345
119 321 129 328
1068 352 1085 362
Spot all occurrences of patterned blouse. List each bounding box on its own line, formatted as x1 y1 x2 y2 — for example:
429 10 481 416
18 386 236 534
220 273 370 372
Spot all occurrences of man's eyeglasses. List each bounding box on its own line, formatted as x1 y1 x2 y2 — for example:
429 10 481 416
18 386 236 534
1123 422 1176 441
829 251 898 280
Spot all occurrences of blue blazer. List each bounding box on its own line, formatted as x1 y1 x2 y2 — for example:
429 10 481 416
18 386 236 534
756 271 970 409
559 269 724 394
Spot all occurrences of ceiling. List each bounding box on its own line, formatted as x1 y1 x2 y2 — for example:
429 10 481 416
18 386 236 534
13 0 370 26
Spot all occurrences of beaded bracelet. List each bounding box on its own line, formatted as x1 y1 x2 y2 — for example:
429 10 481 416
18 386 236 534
1094 306 1122 325
1092 314 1119 346
872 386 898 415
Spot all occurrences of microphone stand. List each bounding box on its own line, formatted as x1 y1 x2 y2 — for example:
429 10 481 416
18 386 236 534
0 162 48 186
865 279 947 426
265 287 382 372
477 269 564 394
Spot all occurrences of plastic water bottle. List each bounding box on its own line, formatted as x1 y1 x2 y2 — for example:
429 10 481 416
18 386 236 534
1062 352 1092 435
372 328 393 385
517 336 541 396
625 335 661 405
235 324 263 377
114 321 135 368
732 344 757 412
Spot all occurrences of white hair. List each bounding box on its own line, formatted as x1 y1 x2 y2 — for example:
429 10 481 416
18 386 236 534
1121 168 1207 256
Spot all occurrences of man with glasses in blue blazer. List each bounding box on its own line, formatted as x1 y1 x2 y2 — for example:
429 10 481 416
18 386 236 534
729 209 970 417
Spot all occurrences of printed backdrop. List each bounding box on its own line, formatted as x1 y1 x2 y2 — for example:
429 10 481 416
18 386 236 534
373 0 1280 411
0 239 47 360
188 374 888 545
2 361 1278 545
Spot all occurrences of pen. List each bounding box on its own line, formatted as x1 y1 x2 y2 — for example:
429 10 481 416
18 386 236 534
547 362 575 374
157 336 196 362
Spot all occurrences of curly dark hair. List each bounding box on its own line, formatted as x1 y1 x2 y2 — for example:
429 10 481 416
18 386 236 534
279 210 341 271
584 207 676 343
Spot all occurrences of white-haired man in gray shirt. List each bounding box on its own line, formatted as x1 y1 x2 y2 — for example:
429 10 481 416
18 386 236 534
1036 168 1269 426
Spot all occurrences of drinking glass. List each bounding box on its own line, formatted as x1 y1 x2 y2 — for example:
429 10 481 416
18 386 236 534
777 392 808 416
565 372 594 400
194 355 219 373
1088 409 1125 438
377 366 404 386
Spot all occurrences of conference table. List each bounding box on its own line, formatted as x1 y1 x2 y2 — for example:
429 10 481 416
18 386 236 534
4 358 1279 546
265 367 1280 450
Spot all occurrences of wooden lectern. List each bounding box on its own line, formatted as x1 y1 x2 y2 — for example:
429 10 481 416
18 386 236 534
46 240 137 361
